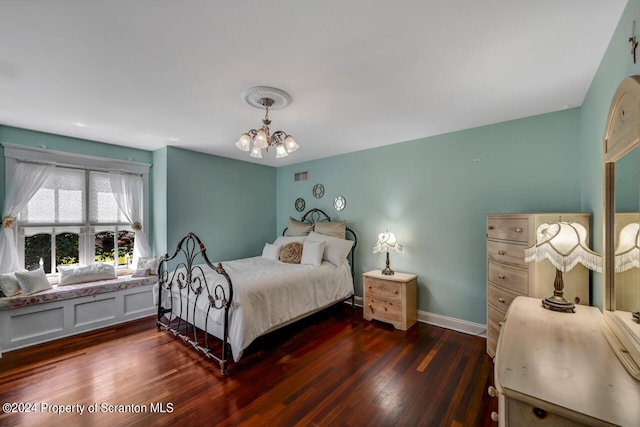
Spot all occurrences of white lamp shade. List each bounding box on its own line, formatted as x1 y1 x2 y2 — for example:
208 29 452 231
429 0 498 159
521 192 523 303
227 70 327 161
275 143 289 158
284 135 299 153
373 230 403 253
254 129 268 148
235 133 251 151
525 221 602 273
249 145 263 158
615 222 640 272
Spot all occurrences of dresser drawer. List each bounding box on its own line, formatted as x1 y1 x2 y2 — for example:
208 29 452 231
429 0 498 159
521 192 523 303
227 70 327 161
364 278 402 302
487 301 508 357
487 217 528 243
488 283 521 311
487 261 528 294
487 240 527 267
365 298 402 322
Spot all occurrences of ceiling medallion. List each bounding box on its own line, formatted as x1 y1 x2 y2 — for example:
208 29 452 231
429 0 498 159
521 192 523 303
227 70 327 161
234 86 299 159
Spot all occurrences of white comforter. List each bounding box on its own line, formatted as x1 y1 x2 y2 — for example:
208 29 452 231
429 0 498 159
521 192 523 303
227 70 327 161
156 256 353 362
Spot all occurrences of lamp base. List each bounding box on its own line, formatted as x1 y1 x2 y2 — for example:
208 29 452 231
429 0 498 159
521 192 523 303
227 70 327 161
541 296 575 313
381 252 394 275
381 267 395 276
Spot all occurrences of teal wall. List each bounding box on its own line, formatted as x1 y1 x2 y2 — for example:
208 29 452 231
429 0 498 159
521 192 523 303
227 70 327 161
161 146 276 261
579 0 640 309
277 109 582 324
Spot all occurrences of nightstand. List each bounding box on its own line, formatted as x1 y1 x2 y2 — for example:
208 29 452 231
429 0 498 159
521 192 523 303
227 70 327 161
363 270 418 330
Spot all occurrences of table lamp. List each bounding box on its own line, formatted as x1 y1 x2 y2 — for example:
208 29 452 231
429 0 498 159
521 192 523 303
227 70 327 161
615 222 640 273
525 220 602 312
615 222 640 323
373 230 403 275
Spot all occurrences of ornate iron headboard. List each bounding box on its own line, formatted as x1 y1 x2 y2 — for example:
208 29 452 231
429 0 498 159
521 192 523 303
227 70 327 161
283 208 357 279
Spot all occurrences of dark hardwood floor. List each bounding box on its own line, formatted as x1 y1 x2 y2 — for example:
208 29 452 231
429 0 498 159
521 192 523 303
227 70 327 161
0 306 497 426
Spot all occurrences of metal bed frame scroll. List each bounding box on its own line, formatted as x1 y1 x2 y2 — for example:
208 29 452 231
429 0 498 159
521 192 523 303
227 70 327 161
156 209 357 375
156 233 234 375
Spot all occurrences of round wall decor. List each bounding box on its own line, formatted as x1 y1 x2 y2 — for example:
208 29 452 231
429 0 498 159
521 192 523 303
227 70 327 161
333 195 346 211
295 198 305 212
313 184 324 199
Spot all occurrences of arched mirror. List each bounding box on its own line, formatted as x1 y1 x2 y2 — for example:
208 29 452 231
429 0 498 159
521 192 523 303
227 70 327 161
603 76 640 380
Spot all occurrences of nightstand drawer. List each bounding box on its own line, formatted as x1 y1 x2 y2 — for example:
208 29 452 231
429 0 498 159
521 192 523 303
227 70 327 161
487 217 528 243
487 240 526 267
488 283 521 311
488 262 528 294
365 278 402 302
365 298 402 322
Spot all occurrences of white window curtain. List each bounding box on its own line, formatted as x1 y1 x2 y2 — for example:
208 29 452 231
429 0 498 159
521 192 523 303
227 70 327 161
0 162 55 273
109 172 151 267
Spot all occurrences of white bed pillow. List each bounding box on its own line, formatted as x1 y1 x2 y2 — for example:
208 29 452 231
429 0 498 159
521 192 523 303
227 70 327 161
59 264 117 286
273 235 307 246
0 272 22 297
137 256 163 275
262 243 282 261
301 240 326 266
15 269 52 295
305 231 354 267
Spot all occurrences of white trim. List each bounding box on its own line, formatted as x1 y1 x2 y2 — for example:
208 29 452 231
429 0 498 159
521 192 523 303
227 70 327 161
353 295 487 337
2 143 151 175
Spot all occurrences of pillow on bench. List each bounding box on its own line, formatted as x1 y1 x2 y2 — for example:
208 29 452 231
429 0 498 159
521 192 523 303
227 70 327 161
59 264 117 286
0 272 22 297
15 269 52 294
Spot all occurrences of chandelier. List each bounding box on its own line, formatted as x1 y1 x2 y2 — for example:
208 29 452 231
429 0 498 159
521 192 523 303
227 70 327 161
235 88 299 159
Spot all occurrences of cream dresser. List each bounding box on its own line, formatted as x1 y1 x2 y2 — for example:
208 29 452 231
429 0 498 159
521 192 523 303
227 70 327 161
486 213 590 357
363 270 417 330
492 296 640 426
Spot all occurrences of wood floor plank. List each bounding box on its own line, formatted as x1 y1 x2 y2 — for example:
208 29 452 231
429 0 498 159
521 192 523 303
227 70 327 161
0 306 497 426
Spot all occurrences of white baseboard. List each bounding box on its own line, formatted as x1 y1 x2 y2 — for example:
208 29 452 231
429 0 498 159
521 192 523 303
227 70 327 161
352 296 487 338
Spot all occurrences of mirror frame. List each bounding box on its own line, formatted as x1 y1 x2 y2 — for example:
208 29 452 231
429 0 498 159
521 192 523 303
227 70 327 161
603 76 640 380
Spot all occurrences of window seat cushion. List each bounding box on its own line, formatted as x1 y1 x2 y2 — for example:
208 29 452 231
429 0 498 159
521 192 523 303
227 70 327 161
0 275 157 310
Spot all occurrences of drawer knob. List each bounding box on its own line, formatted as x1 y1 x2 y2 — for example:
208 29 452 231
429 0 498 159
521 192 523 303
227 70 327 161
533 408 547 419
498 250 506 255
487 385 498 397
490 411 499 422
498 297 505 303
499 321 505 327
497 274 506 279
393 290 398 294
487 225 495 230
515 227 523 233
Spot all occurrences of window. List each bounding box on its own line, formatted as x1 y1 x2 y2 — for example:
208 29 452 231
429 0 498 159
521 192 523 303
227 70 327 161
18 168 135 273
3 144 150 275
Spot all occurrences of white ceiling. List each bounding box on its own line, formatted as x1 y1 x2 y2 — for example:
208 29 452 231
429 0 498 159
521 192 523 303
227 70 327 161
0 0 628 167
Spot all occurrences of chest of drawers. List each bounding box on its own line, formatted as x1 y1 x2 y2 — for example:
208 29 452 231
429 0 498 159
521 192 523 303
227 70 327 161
363 270 417 330
486 213 590 357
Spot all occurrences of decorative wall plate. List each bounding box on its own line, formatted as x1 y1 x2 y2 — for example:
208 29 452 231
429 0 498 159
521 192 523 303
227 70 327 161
313 184 324 199
295 198 305 212
333 195 346 211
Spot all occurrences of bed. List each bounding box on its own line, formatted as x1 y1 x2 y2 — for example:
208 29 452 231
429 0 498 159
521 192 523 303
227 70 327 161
155 209 357 375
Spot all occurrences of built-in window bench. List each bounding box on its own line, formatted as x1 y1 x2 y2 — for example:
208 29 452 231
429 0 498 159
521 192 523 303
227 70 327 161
0 276 157 357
